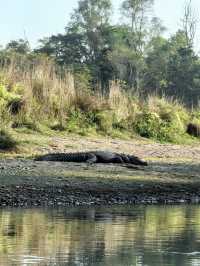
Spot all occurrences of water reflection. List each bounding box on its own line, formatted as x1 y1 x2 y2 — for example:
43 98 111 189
0 205 200 265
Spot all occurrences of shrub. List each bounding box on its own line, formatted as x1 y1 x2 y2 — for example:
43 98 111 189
134 110 186 143
7 98 25 115
134 112 162 139
0 129 17 150
0 56 198 144
95 111 114 134
66 110 93 133
50 122 66 131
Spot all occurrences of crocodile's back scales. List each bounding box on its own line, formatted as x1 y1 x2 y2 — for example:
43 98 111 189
35 152 92 162
35 150 148 165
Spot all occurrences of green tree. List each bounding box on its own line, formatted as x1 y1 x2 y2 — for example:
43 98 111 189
36 31 87 68
144 30 200 106
71 0 112 59
6 39 30 54
37 0 114 94
181 0 198 48
70 0 113 94
111 0 154 91
166 45 200 106
143 36 170 94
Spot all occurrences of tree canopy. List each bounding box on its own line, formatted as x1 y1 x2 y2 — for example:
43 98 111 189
1 0 200 107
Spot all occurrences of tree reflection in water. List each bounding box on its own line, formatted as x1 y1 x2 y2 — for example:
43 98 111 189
0 205 200 265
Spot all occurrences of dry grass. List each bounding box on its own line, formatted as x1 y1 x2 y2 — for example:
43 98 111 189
0 55 198 144
109 81 140 124
0 56 76 123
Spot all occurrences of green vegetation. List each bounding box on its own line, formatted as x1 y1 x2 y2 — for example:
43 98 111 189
0 0 200 149
0 128 17 150
0 59 198 149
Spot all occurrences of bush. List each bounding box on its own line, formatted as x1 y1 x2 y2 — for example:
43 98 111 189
134 110 186 143
50 122 66 131
66 110 94 134
0 129 17 150
95 111 114 134
0 56 198 144
134 112 162 139
7 98 25 115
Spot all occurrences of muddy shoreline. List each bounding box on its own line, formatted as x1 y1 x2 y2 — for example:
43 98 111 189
1 184 200 207
0 157 200 207
1 135 200 207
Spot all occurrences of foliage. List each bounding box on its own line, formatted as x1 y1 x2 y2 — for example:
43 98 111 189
134 111 183 142
0 128 17 150
134 97 189 142
1 0 200 144
32 0 200 106
95 110 114 133
0 55 197 144
6 39 30 54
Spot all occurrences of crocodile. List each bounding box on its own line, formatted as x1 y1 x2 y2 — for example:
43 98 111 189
35 151 147 165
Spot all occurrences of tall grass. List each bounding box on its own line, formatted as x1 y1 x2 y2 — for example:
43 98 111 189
0 55 199 143
0 56 76 127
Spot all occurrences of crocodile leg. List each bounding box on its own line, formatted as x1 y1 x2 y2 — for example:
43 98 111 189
113 155 124 164
86 153 97 164
120 154 130 163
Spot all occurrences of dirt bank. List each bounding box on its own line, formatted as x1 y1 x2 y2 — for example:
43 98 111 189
0 135 200 207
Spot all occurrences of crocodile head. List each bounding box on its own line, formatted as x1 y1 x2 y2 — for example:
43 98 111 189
129 155 148 166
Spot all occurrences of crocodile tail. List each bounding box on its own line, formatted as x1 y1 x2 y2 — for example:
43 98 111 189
35 152 90 162
34 154 61 161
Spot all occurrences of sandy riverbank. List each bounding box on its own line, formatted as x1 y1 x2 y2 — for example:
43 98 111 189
0 156 200 206
0 135 200 207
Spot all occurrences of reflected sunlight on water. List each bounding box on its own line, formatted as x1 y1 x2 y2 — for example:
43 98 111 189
0 205 200 265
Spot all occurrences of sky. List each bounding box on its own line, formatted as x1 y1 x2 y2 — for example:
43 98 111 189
0 0 200 51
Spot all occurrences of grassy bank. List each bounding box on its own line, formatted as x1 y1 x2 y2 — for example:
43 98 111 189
0 57 200 207
0 56 200 154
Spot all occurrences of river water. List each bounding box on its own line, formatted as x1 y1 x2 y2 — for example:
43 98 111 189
0 205 200 265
